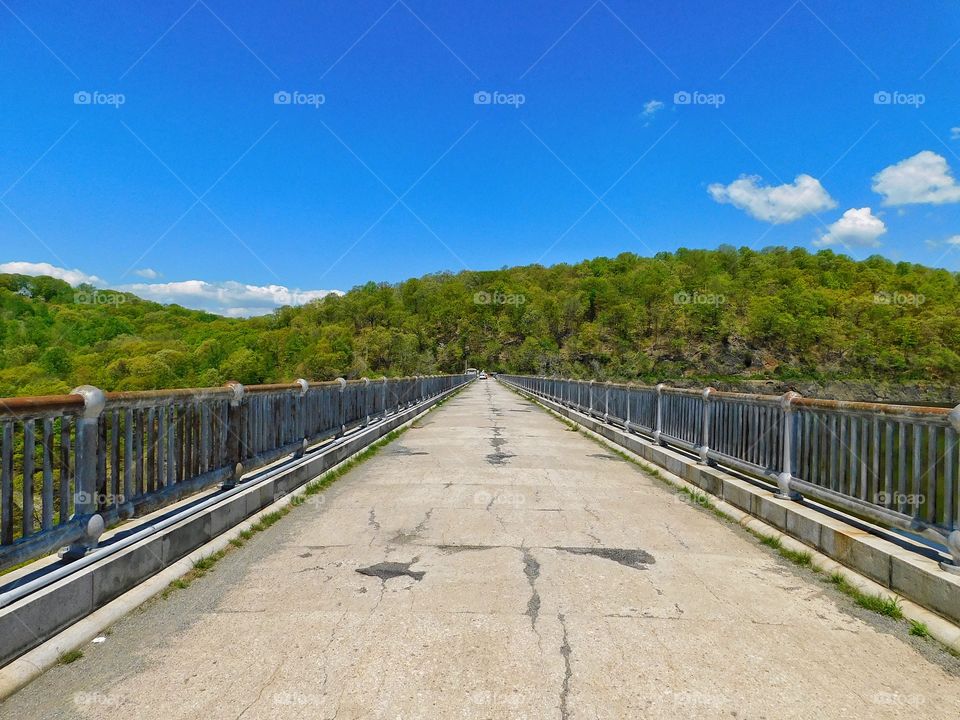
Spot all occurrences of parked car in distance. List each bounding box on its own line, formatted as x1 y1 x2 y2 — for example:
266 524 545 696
478 371 488 379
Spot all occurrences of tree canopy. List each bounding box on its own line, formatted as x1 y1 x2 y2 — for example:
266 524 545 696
1 246 957 396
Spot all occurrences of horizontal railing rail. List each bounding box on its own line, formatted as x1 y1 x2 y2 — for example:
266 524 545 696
0 374 471 570
499 375 960 570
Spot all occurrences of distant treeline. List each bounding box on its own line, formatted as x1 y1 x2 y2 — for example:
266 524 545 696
0 246 957 397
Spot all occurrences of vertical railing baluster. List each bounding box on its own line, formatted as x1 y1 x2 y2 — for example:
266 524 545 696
42 418 54 531
23 419 35 536
1 422 13 545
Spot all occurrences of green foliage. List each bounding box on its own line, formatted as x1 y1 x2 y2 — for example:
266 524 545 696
0 245 957 395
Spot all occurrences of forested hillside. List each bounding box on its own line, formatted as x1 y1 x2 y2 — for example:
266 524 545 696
1 246 957 397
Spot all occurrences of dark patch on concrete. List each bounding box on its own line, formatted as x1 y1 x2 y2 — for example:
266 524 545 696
387 445 429 456
521 548 541 628
555 546 655 569
435 544 495 553
535 508 562 512
368 509 380 532
485 451 515 465
588 453 622 461
298 552 312 558
356 561 425 582
486 425 515 465
558 613 572 720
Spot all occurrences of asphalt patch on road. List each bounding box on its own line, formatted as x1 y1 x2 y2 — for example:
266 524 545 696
588 453 622 461
556 546 655 569
356 561 425 582
386 445 429 456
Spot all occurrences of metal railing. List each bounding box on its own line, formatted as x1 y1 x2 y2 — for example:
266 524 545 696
0 374 470 570
499 375 960 568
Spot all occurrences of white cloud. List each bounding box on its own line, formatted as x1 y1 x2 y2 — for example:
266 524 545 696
134 267 160 279
642 99 664 118
707 174 836 223
115 279 342 316
946 234 960 246
872 150 960 205
951 127 960 141
0 261 341 316
0 261 105 286
814 207 887 248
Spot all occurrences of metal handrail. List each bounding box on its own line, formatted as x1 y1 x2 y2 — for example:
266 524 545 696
499 374 960 569
0 374 471 570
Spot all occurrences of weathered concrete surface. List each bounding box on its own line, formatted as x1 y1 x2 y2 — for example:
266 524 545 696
4 381 960 718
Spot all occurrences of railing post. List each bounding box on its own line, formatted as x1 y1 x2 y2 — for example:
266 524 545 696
381 376 388 420
588 380 595 417
295 379 309 457
362 377 371 427
335 377 346 438
653 383 665 445
61 385 106 560
222 381 246 488
603 381 611 422
625 382 633 433
698 387 715 465
940 406 960 572
776 392 802 500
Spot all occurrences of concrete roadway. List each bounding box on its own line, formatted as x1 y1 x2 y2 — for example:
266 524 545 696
4 380 960 718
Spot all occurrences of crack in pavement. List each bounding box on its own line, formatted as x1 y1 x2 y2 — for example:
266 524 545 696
558 613 572 720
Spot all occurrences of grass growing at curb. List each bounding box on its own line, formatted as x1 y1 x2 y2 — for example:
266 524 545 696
909 620 931 638
158 385 467 599
58 649 83 664
828 571 904 619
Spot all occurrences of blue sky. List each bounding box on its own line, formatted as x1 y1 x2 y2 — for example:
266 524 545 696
1 0 959 315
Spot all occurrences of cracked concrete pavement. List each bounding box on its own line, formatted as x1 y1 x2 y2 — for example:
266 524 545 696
5 380 960 718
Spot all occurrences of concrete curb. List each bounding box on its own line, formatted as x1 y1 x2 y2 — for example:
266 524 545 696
507 383 960 652
0 385 466 694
